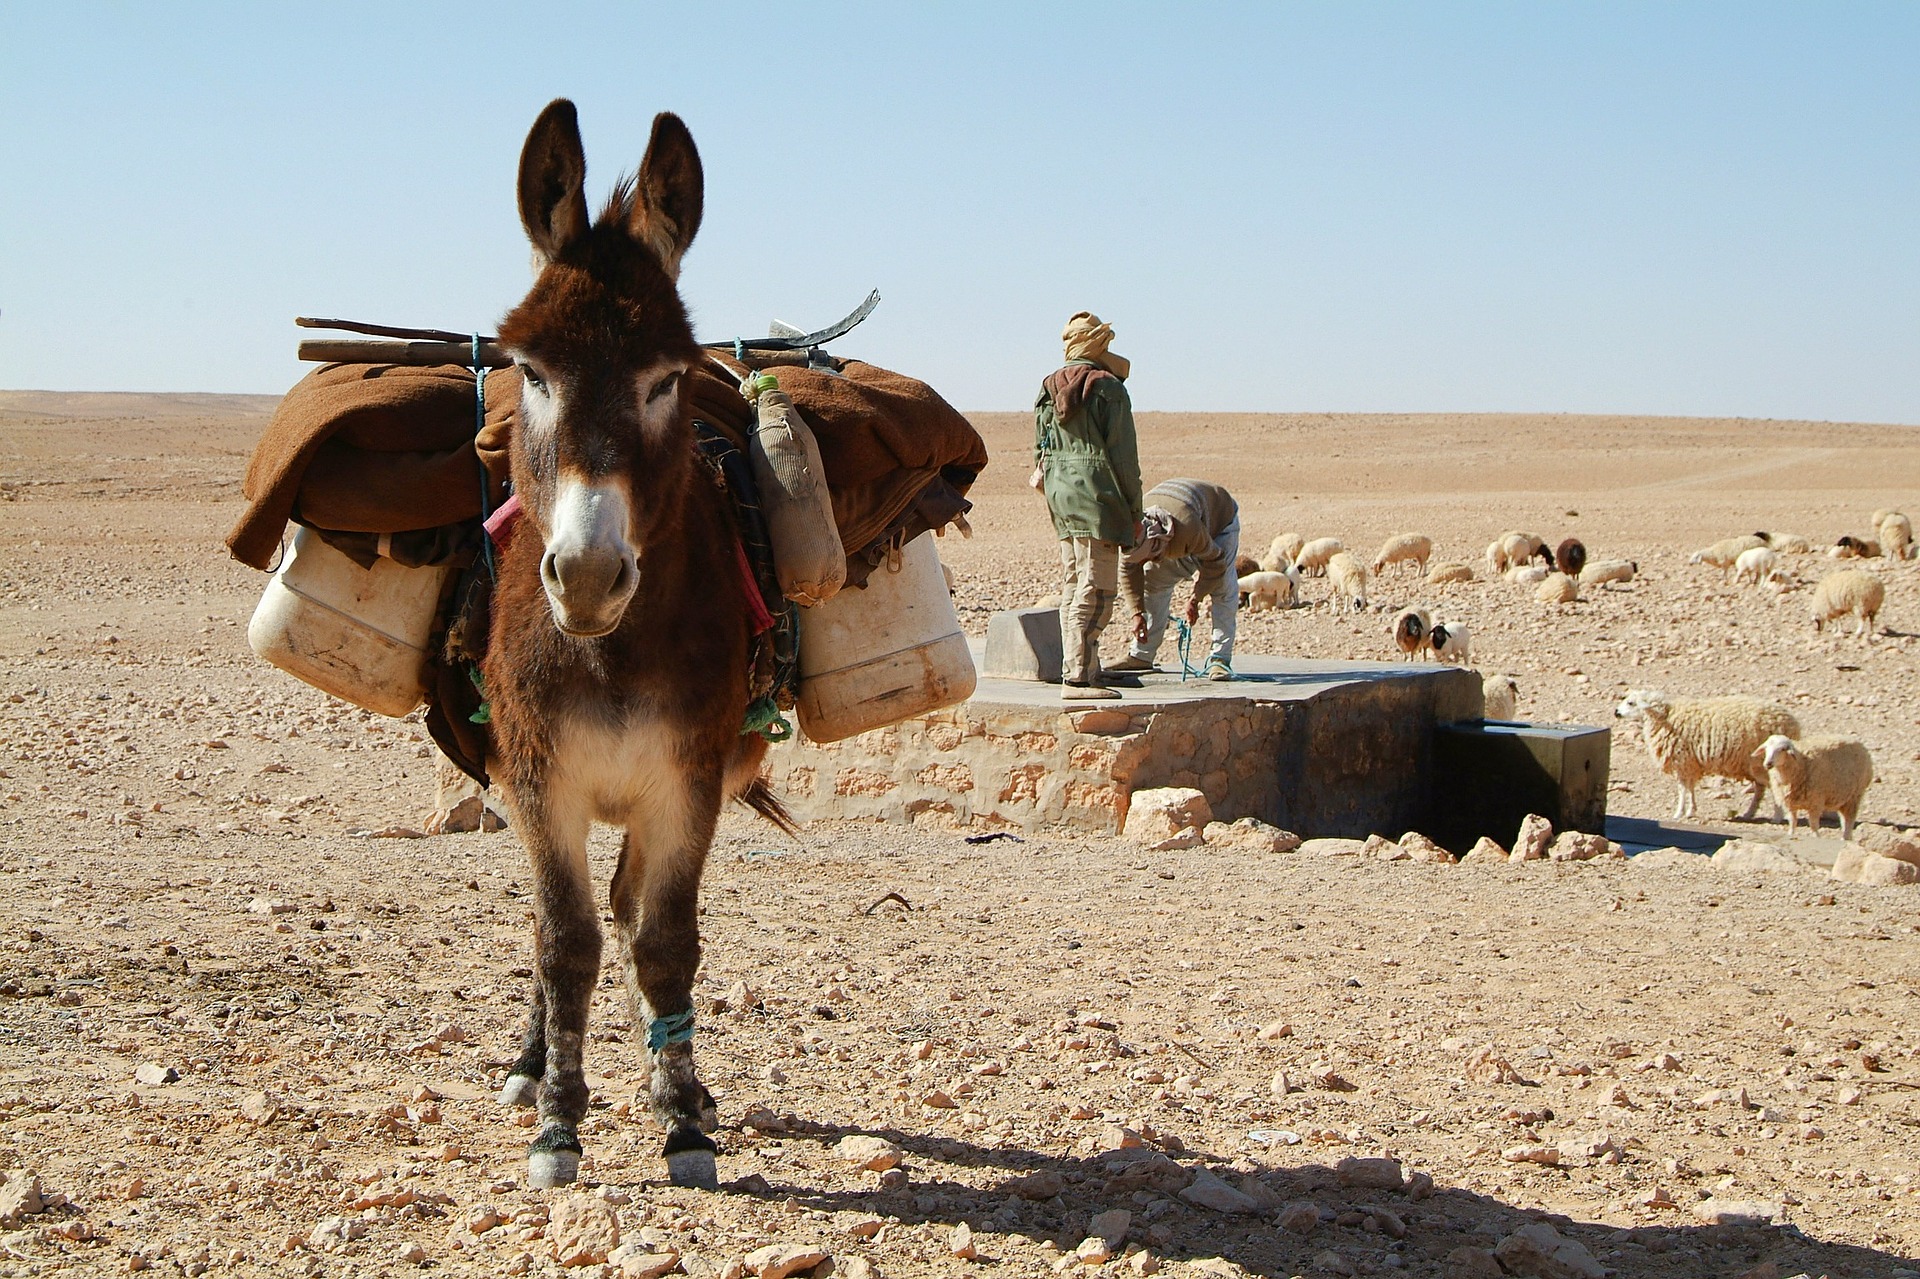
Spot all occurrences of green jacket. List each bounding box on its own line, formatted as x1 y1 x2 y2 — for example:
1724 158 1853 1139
1033 361 1143 547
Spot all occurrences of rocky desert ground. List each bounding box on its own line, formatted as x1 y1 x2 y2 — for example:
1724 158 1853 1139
4 390 1920 1279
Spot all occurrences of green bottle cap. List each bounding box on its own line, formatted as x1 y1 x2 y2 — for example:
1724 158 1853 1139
753 373 778 394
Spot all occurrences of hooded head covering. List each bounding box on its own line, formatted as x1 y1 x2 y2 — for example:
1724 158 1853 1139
1062 311 1130 380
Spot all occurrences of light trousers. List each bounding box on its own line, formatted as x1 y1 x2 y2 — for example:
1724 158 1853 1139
1058 537 1120 684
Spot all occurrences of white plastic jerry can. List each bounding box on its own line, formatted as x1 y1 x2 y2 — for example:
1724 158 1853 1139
794 532 976 743
247 526 454 717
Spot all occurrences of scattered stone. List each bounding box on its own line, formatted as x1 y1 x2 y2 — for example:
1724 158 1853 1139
835 1135 903 1171
1548 832 1624 861
948 1222 977 1260
611 1247 682 1279
0 1172 45 1224
1122 788 1213 846
1405 1170 1435 1200
239 1091 280 1124
844 1217 884 1240
1179 1168 1258 1213
1442 1246 1504 1279
1311 1251 1356 1277
1365 833 1409 861
1710 839 1811 874
747 1245 831 1279
1268 1070 1293 1097
1147 826 1206 852
1009 1169 1065 1200
1128 1254 1160 1277
1461 837 1509 864
1492 1222 1604 1279
1398 831 1456 862
1365 1206 1407 1238
309 1217 369 1252
550 1194 621 1267
1692 1198 1782 1225
1334 1156 1403 1190
1502 1144 1562 1166
133 1063 178 1086
1832 844 1920 885
1511 814 1554 862
838 1260 875 1279
248 896 295 915
1465 1046 1523 1085
1256 1019 1292 1040
1299 838 1367 857
396 1241 427 1265
1203 818 1301 854
1277 1202 1321 1235
921 1090 958 1109
1081 1208 1130 1257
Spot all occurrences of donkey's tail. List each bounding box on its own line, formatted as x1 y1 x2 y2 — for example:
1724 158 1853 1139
739 779 800 838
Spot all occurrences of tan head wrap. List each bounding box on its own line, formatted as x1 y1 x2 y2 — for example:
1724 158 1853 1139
1061 311 1131 380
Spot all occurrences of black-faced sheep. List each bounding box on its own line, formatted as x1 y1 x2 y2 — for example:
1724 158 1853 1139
1428 620 1472 665
1613 689 1800 821
1810 569 1884 637
1830 535 1882 559
1371 533 1433 576
1759 734 1874 841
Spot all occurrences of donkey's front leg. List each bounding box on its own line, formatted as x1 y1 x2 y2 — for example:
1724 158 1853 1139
514 795 602 1189
499 974 547 1108
612 792 720 1188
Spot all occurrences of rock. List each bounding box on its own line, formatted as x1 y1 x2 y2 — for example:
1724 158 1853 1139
1692 1198 1781 1225
1711 839 1812 874
1464 1046 1523 1085
1276 1202 1321 1235
1442 1246 1505 1279
839 1260 875 1279
1008 1169 1064 1200
310 1217 369 1251
1178 1168 1258 1213
1084 1209 1131 1254
1256 1019 1292 1040
0 1173 45 1224
239 1091 280 1124
1492 1222 1605 1279
1365 1206 1407 1238
1501 1144 1562 1166
843 1217 884 1241
1461 837 1509 864
1870 831 1920 865
1547 832 1624 861
1365 833 1409 861
1628 846 1701 868
948 1223 976 1260
1203 818 1301 854
1128 1254 1160 1277
612 1248 682 1279
1334 1156 1403 1190
133 1062 178 1086
1122 788 1213 845
921 1090 958 1109
1832 844 1920 885
1147 825 1206 852
1511 814 1554 862
549 1194 621 1267
396 1242 427 1265
1311 1251 1356 1278
747 1246 831 1279
1398 831 1456 862
248 896 294 915
1299 837 1367 857
834 1136 903 1172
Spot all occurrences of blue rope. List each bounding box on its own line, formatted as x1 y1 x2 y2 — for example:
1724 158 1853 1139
1175 618 1202 681
472 336 495 580
647 1009 697 1052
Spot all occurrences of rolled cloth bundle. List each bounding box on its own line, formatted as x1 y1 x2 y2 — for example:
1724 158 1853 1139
1061 311 1130 380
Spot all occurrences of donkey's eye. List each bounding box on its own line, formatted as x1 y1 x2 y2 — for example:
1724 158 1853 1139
518 362 546 393
646 371 682 404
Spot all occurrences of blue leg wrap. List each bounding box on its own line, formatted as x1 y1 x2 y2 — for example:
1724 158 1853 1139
647 1009 697 1053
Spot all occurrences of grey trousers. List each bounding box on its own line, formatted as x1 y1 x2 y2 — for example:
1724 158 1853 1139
1058 537 1120 684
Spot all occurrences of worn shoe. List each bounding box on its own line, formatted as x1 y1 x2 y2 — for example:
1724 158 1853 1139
1062 682 1121 701
1205 661 1233 682
1105 655 1158 674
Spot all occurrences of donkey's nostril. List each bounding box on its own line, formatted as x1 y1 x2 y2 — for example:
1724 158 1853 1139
540 551 564 595
607 558 636 600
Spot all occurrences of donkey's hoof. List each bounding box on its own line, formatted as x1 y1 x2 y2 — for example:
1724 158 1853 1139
527 1146 581 1189
499 1074 541 1108
664 1128 719 1189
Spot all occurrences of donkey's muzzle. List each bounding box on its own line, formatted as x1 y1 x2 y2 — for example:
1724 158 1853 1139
542 543 637 636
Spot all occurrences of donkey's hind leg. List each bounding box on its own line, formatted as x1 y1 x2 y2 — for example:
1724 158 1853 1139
499 980 547 1108
612 785 722 1189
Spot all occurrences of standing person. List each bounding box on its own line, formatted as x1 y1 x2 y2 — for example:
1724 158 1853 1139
1110 478 1240 681
1032 312 1144 700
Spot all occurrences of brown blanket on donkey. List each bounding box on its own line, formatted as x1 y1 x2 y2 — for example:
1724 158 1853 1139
227 356 988 586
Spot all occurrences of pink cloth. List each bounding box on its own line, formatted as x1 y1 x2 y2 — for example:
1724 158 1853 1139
483 493 523 551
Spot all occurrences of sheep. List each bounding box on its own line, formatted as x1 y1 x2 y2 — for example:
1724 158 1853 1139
1580 558 1638 588
1261 532 1306 573
1810 568 1884 637
1553 538 1586 579
1505 563 1549 586
1689 534 1768 578
1829 535 1882 559
1533 571 1579 604
1426 561 1475 585
1234 552 1262 579
1485 540 1509 575
1390 606 1430 659
1759 734 1874 841
1324 551 1368 612
1733 546 1781 588
1294 537 1343 577
1498 532 1542 572
1764 532 1813 555
1371 533 1433 577
1034 592 1062 609
1428 620 1472 665
1238 569 1298 612
1878 511 1912 561
1481 673 1518 720
1613 689 1800 821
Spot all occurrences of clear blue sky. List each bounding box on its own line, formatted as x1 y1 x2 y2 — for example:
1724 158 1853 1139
3 3 1917 420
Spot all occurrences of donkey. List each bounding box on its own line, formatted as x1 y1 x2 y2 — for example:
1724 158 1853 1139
486 99 788 1190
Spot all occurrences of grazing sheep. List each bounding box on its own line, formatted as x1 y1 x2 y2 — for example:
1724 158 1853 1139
1485 539 1509 575
1878 511 1912 561
1829 535 1882 559
1759 734 1874 841
1764 532 1813 555
1295 537 1343 577
1613 689 1800 821
1481 673 1518 720
1498 531 1543 571
1689 534 1768 578
1234 552 1262 579
1505 563 1549 586
1371 533 1433 576
1427 561 1476 585
1390 606 1431 659
1534 571 1579 604
1553 538 1586 579
1261 532 1306 573
1733 546 1781 588
1580 558 1638 588
1238 569 1298 612
1324 551 1368 612
1810 568 1885 637
1428 620 1472 665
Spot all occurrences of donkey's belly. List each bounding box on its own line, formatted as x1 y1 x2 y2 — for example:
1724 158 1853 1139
551 714 699 831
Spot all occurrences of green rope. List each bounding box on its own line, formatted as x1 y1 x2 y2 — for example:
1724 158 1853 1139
1174 619 1202 682
467 665 491 724
742 695 792 742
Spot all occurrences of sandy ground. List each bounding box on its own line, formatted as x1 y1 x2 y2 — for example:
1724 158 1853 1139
4 391 1920 1279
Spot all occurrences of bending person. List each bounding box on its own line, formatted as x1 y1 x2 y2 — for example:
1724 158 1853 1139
1111 478 1239 681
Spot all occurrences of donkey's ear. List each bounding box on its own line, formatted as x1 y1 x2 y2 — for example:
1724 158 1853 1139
518 99 591 265
629 112 703 280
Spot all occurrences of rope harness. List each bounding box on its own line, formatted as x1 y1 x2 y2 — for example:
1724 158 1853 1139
646 1009 697 1053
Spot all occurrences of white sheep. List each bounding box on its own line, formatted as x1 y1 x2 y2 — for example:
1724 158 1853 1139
1294 537 1343 577
1534 571 1579 604
1613 689 1800 821
1484 539 1509 575
1580 558 1638 588
1390 606 1430 659
1481 673 1518 720
1371 533 1433 576
1428 620 1472 665
1238 569 1298 612
1759 734 1874 841
1261 532 1306 574
1733 546 1782 588
1505 563 1549 586
1878 511 1912 561
1765 533 1813 555
1688 534 1768 579
1810 569 1885 637
1427 561 1475 585
1498 531 1545 571
1324 551 1368 612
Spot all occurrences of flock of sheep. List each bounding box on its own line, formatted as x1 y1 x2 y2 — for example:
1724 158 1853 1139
1229 510 1910 840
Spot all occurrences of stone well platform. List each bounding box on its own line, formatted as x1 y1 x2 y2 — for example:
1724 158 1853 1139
766 643 1490 838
